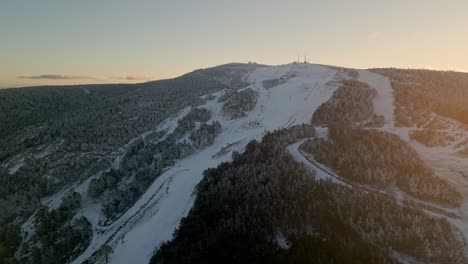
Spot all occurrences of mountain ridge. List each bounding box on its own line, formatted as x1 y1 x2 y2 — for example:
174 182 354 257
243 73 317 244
2 63 468 263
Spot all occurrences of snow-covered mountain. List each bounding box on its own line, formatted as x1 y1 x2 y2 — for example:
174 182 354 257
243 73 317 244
2 63 468 264
77 63 346 264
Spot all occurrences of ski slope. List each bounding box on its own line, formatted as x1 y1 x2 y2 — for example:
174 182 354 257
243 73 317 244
52 63 468 263
12 63 468 263
70 63 344 264
358 70 395 127
359 69 468 257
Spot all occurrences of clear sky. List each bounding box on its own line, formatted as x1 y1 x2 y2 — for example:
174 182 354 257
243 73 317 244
1 0 468 88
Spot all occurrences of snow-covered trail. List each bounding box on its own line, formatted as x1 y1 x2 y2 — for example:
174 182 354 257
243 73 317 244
70 63 343 264
358 70 395 127
287 139 349 186
359 70 468 256
288 139 465 244
406 138 468 251
108 146 232 264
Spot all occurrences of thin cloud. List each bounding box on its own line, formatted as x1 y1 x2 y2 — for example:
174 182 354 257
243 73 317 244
18 74 93 80
113 75 152 81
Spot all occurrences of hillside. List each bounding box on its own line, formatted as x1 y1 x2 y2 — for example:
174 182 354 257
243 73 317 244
1 63 468 264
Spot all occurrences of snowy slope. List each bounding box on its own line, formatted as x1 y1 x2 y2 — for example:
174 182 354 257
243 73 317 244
358 70 468 257
76 63 468 264
68 64 343 264
357 70 395 127
36 63 468 263
11 63 468 263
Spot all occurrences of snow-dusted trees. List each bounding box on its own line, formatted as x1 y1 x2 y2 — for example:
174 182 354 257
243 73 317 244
410 128 456 147
373 68 468 127
301 126 462 206
262 71 297 89
0 223 20 261
26 193 92 264
173 107 212 137
0 64 258 262
151 127 463 264
307 72 462 206
152 128 378 264
315 181 464 263
222 88 258 119
312 80 379 126
190 122 222 147
0 64 251 163
87 107 223 224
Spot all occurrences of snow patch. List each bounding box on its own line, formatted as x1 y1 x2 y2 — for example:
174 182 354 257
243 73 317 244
314 126 329 139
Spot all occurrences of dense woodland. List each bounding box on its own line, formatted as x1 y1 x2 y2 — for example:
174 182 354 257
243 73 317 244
1 65 467 263
372 69 468 127
307 73 461 206
372 68 468 160
410 127 456 147
152 127 464 264
301 126 461 206
0 67 242 161
0 64 261 263
222 88 258 119
89 106 223 224
28 193 92 264
312 79 380 126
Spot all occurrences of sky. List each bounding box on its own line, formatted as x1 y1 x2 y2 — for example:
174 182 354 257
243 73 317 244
1 0 468 88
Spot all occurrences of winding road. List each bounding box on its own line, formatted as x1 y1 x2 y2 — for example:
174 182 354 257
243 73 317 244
287 138 468 253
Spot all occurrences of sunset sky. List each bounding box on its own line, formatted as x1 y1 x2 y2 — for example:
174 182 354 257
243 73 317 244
1 0 468 88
